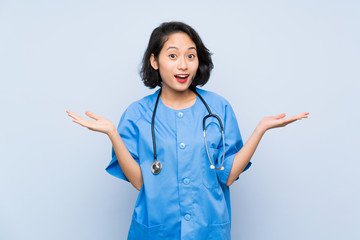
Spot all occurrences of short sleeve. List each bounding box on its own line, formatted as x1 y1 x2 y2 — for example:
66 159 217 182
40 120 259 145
105 106 140 182
216 103 252 185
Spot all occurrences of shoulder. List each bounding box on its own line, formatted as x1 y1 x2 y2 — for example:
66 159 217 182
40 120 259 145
121 89 160 123
195 88 233 115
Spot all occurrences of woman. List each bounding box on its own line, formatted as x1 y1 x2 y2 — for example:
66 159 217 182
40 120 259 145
66 21 308 240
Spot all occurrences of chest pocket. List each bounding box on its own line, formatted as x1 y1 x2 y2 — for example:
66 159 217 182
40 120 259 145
202 117 223 189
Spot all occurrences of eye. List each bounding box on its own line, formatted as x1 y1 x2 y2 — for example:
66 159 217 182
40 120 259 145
169 54 177 59
188 54 196 59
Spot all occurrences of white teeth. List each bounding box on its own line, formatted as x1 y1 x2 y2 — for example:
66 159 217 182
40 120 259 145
175 74 189 78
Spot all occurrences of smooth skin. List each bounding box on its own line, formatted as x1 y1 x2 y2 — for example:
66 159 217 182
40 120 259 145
66 32 309 190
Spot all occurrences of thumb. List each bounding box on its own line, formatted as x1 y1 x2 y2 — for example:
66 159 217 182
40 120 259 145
85 111 101 120
275 113 286 119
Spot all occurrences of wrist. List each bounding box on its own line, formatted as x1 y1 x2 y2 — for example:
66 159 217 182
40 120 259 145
107 126 118 138
254 123 267 136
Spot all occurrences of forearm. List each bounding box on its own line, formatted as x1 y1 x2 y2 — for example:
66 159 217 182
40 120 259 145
108 127 143 190
226 125 266 186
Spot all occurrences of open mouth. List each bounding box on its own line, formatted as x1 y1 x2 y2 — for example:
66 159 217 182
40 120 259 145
175 74 190 83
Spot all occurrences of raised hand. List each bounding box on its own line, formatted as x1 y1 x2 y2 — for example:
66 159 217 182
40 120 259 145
259 112 309 131
66 110 116 135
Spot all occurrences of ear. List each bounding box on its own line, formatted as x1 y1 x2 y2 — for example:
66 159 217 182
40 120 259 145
150 54 159 70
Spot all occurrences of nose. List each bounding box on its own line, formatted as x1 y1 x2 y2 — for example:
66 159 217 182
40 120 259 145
177 56 188 70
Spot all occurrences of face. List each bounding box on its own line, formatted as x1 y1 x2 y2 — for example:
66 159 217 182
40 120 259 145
150 32 199 93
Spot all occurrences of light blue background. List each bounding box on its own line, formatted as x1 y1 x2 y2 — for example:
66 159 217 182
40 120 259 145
1 0 359 239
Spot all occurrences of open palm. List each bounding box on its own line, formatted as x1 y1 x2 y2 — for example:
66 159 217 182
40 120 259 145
260 112 309 131
66 110 115 135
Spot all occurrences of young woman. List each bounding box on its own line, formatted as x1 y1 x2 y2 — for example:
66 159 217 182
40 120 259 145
66 22 308 240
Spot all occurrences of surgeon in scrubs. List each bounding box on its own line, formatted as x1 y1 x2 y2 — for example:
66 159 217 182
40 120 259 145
66 21 309 239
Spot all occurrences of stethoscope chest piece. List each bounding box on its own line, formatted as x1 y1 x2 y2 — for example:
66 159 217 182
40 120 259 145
151 160 162 175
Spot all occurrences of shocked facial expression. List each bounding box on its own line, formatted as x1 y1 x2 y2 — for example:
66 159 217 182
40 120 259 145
150 32 199 93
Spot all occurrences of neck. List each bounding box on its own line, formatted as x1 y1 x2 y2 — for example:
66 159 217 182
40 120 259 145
160 86 197 110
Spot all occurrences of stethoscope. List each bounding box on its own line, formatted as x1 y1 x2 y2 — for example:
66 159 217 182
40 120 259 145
151 88 226 175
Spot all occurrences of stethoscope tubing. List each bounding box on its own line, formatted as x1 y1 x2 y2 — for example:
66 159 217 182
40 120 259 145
151 87 225 174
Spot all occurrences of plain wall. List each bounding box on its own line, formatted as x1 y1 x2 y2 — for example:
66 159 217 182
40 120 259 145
1 0 359 239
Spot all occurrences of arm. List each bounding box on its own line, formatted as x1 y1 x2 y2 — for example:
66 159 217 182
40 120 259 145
66 110 143 190
225 112 309 186
107 127 143 190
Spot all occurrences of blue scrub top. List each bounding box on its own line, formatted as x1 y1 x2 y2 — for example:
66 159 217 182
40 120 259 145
106 88 251 240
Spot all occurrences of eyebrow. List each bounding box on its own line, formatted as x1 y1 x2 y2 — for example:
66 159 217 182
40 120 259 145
166 46 197 51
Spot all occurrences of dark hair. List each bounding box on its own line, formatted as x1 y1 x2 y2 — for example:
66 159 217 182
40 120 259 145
140 21 214 89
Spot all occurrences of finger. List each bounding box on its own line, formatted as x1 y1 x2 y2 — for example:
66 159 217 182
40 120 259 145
66 110 76 116
298 112 309 117
72 119 83 125
283 114 301 122
296 112 309 120
302 112 309 118
66 110 84 121
274 113 286 119
72 118 93 128
85 111 101 120
284 113 308 124
283 118 297 125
